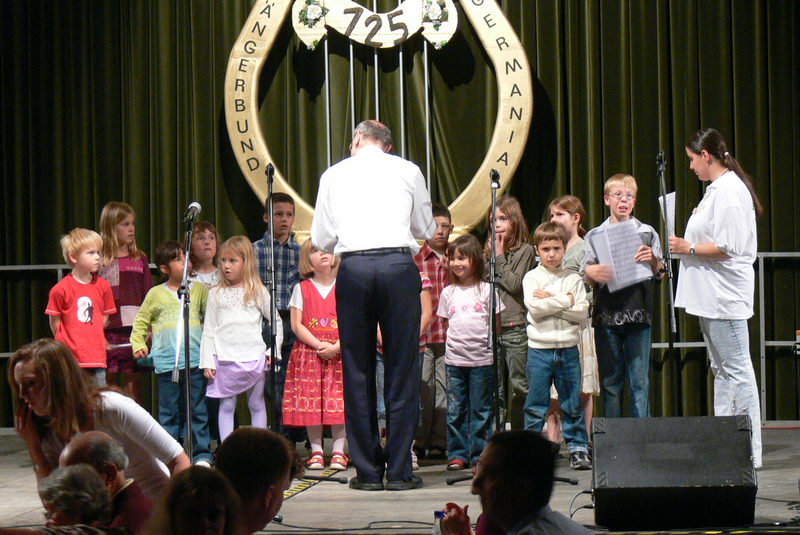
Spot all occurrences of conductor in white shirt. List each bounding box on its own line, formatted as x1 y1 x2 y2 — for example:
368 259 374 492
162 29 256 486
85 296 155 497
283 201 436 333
312 120 436 490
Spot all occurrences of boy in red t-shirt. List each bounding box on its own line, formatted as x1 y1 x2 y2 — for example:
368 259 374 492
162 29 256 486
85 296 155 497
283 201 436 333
46 228 116 385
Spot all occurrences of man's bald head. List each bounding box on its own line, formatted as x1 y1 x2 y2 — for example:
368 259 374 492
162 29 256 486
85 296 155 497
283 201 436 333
60 431 129 473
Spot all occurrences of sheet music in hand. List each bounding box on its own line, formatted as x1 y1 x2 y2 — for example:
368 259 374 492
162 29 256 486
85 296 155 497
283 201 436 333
589 219 654 293
659 191 676 238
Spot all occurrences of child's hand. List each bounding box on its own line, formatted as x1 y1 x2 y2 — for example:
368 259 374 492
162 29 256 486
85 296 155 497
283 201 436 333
134 348 148 359
442 502 471 535
533 289 551 299
317 342 339 360
584 263 613 283
634 245 654 263
494 234 505 256
203 368 216 380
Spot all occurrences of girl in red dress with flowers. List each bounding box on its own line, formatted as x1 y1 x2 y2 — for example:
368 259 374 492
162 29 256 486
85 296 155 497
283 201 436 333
282 239 347 470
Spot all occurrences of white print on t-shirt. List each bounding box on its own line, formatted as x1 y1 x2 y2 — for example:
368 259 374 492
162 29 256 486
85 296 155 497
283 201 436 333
77 296 95 324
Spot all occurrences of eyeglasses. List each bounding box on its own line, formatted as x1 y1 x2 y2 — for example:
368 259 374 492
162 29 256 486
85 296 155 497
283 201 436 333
608 192 636 200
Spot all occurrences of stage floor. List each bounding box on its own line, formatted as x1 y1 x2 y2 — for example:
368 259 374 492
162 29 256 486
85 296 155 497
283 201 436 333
1 427 799 534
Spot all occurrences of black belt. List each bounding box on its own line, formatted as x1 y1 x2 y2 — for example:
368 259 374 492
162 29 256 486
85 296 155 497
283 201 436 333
340 247 411 258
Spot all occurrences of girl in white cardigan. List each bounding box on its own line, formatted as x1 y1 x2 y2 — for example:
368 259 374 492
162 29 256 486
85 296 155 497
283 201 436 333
200 236 282 442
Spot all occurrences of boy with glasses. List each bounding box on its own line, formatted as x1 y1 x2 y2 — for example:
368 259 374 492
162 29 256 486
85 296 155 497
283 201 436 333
581 174 664 419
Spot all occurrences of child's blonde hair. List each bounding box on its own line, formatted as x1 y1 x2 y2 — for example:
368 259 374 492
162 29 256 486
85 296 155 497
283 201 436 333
298 239 339 279
190 221 221 269
99 202 141 266
60 228 103 266
218 236 264 306
603 173 638 195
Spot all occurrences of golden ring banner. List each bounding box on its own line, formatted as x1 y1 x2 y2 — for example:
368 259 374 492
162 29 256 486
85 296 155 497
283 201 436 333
224 0 533 239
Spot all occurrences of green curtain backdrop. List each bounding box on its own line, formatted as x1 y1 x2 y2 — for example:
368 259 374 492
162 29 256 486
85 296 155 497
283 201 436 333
2 1 799 425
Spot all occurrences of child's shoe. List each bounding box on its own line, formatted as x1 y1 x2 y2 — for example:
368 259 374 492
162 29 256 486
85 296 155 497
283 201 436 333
447 458 467 471
330 452 349 471
569 451 591 470
306 451 324 470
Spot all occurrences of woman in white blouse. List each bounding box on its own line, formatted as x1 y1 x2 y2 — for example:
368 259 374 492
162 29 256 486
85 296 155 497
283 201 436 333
669 128 764 468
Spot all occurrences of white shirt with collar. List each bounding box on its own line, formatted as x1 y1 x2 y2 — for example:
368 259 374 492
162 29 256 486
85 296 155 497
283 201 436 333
675 170 757 319
311 144 436 255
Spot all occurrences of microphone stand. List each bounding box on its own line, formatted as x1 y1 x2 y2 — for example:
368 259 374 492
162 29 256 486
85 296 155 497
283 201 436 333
488 168 502 433
173 211 197 458
656 150 680 414
265 163 279 429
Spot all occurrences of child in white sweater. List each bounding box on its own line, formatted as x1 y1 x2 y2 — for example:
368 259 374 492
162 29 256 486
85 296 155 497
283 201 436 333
522 222 591 470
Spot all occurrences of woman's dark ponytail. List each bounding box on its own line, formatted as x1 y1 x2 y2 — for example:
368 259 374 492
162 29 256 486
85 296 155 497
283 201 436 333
686 128 764 218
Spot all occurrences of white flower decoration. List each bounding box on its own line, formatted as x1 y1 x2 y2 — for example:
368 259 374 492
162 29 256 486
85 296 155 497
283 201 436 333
306 4 323 21
427 3 443 19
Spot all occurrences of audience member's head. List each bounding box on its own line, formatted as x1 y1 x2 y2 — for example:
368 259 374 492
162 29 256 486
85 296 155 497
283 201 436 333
471 431 556 531
8 338 96 438
39 464 111 527
215 428 300 535
59 431 129 492
143 466 239 535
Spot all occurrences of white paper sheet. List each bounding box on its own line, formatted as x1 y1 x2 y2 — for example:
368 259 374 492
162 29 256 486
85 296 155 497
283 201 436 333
589 219 654 293
659 191 676 237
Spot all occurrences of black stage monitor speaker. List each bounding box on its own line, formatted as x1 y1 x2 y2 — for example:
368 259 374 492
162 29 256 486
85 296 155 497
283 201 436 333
592 416 757 530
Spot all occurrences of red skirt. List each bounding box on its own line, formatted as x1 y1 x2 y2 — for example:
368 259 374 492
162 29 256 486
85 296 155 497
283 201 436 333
282 341 345 426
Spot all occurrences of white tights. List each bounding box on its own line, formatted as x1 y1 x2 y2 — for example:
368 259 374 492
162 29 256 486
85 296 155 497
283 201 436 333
217 375 267 443
307 424 347 454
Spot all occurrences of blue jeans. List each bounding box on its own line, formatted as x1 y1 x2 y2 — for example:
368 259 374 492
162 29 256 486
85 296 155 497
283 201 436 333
157 368 213 464
595 324 651 418
699 317 762 467
523 347 588 453
446 364 494 464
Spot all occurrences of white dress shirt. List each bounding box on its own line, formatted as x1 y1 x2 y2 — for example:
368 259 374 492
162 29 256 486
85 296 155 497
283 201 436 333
675 170 757 319
311 145 436 255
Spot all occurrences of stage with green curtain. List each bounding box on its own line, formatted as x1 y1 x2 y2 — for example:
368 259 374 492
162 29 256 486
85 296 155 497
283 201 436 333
1 1 799 426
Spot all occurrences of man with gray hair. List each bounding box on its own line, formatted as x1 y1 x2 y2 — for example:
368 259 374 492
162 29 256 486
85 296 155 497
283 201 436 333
59 431 153 534
312 119 435 491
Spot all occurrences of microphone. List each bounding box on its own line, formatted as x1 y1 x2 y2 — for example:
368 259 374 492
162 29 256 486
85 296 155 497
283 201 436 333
490 168 500 187
266 163 275 183
656 150 666 173
183 202 202 222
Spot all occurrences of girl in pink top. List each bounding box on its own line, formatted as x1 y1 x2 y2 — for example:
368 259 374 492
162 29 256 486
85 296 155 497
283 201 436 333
436 235 503 471
99 202 152 401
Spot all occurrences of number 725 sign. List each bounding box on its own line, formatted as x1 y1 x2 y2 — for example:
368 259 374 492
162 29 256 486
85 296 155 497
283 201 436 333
292 0 458 50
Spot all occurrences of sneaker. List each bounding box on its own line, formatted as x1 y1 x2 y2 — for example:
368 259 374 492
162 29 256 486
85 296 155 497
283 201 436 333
411 448 419 471
569 451 591 471
447 458 467 471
